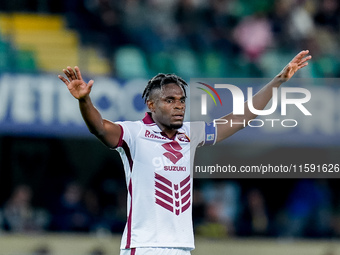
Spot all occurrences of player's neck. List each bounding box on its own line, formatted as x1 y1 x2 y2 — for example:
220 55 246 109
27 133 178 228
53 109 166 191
161 129 177 139
153 120 177 139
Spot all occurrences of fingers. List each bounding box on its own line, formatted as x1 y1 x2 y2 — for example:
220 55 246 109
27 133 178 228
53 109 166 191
63 66 80 80
299 62 309 69
289 50 311 72
58 66 83 84
75 66 83 81
61 67 72 82
58 74 69 85
297 50 309 58
293 50 311 63
292 50 307 62
67 66 77 80
300 55 312 66
58 75 69 85
297 56 311 70
88 80 94 88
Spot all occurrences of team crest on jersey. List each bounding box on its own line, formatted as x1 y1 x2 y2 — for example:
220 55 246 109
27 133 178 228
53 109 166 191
154 173 191 215
162 141 183 164
177 133 190 142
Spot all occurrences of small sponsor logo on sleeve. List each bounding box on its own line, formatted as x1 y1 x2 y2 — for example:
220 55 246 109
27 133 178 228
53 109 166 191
206 134 215 141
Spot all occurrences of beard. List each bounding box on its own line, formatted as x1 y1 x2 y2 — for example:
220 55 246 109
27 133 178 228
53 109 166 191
169 123 183 129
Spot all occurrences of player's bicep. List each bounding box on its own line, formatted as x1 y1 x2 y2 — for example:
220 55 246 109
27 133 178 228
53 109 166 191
96 119 122 148
215 115 245 143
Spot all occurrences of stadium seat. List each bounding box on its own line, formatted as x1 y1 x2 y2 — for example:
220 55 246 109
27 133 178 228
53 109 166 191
11 13 65 31
149 51 174 75
0 13 111 75
0 40 12 72
114 46 149 79
15 49 37 73
81 47 111 76
171 49 200 79
201 51 228 77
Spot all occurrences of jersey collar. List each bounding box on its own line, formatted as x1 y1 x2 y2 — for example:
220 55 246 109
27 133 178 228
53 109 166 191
142 112 156 125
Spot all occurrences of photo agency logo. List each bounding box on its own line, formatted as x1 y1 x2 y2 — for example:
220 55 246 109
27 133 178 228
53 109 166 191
196 81 312 128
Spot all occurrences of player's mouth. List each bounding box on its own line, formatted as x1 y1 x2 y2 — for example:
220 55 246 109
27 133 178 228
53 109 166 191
172 114 184 120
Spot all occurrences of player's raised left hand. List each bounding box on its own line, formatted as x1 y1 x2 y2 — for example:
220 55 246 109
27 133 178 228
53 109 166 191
277 50 312 82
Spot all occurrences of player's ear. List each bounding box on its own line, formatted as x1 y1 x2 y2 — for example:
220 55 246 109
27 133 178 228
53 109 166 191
147 99 155 112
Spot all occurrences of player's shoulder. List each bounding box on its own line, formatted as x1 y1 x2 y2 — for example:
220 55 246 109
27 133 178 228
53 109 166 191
116 119 144 131
183 120 205 128
116 119 142 125
183 121 205 127
180 121 205 134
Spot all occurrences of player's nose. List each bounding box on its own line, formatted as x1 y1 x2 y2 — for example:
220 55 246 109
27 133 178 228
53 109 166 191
174 100 185 109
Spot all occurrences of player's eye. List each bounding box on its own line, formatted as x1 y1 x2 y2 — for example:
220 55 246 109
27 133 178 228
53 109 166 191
166 99 173 103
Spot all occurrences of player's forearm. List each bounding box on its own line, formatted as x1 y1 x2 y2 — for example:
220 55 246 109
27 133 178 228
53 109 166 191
78 95 106 136
216 51 310 142
242 76 283 121
216 76 284 142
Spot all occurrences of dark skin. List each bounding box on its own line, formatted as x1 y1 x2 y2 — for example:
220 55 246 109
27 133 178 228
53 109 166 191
147 83 186 138
57 68 187 146
58 66 121 148
58 50 311 147
215 50 311 142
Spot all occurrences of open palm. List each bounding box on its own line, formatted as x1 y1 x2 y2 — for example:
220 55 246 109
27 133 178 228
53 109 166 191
278 50 312 82
58 66 94 100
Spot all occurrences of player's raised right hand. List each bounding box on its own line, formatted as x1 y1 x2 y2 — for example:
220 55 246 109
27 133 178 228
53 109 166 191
58 66 94 100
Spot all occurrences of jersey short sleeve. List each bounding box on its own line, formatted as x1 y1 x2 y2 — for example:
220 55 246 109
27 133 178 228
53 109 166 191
189 121 217 147
115 121 142 148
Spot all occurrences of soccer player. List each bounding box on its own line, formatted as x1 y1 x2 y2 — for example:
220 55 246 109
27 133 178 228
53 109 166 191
58 50 311 255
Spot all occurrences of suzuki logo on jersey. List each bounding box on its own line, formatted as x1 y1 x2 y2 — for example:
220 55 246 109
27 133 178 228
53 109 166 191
162 141 183 164
155 173 191 216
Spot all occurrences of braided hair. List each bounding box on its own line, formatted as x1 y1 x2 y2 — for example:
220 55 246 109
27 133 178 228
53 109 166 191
142 73 188 103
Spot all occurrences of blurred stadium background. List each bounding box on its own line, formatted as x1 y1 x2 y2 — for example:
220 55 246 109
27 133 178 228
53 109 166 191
0 0 340 254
